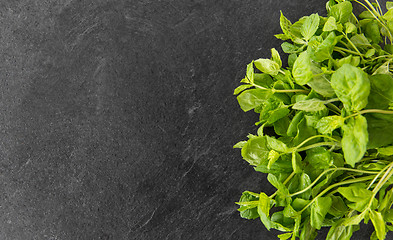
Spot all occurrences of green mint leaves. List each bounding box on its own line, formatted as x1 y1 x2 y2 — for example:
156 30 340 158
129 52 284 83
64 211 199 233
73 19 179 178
234 1 393 239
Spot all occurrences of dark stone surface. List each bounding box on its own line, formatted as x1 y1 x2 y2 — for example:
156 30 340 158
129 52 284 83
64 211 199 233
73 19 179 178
0 0 389 239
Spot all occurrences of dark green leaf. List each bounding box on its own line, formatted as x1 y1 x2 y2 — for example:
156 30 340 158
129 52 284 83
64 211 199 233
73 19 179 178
365 20 382 44
293 117 318 146
367 113 393 148
328 195 348 217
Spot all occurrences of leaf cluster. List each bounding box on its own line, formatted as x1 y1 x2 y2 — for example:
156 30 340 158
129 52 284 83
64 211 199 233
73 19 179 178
234 1 393 239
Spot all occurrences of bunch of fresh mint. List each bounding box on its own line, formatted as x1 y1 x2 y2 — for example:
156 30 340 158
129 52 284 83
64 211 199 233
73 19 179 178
234 0 393 239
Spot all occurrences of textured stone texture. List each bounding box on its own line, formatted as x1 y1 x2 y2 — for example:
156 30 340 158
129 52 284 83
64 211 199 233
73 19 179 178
0 0 389 239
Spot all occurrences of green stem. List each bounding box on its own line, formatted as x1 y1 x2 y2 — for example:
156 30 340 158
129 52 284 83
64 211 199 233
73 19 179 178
367 162 392 190
297 142 341 152
334 46 361 56
341 32 364 60
252 84 309 94
298 175 376 214
367 163 393 209
289 168 379 198
293 135 339 152
354 0 393 42
344 109 393 120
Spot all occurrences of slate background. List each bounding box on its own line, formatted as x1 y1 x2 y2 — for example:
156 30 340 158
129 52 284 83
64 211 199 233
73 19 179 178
0 0 388 239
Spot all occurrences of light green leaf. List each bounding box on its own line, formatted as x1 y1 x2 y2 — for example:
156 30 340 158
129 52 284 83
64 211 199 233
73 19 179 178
299 172 312 200
234 84 253 95
307 74 335 97
292 151 302 173
342 115 368 167
266 136 288 152
378 146 393 156
254 73 273 88
281 42 299 54
316 115 344 135
331 64 370 111
267 150 280 169
254 58 280 76
233 141 247 149
369 210 386 240
330 1 353 23
237 89 272 112
323 16 338 31
278 233 292 240
345 22 357 34
271 48 282 68
246 62 254 83
384 8 393 21
338 184 372 211
387 2 393 10
292 51 313 85
313 31 341 62
293 98 327 112
342 211 367 226
241 136 270 166
301 13 320 40
311 196 332 229
305 147 333 170
238 191 259 219
275 33 291 40
327 219 358 240
350 34 371 48
280 11 293 39
268 174 289 196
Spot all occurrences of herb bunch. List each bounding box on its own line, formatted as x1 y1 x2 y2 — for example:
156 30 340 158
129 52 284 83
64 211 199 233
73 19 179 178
234 0 393 239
